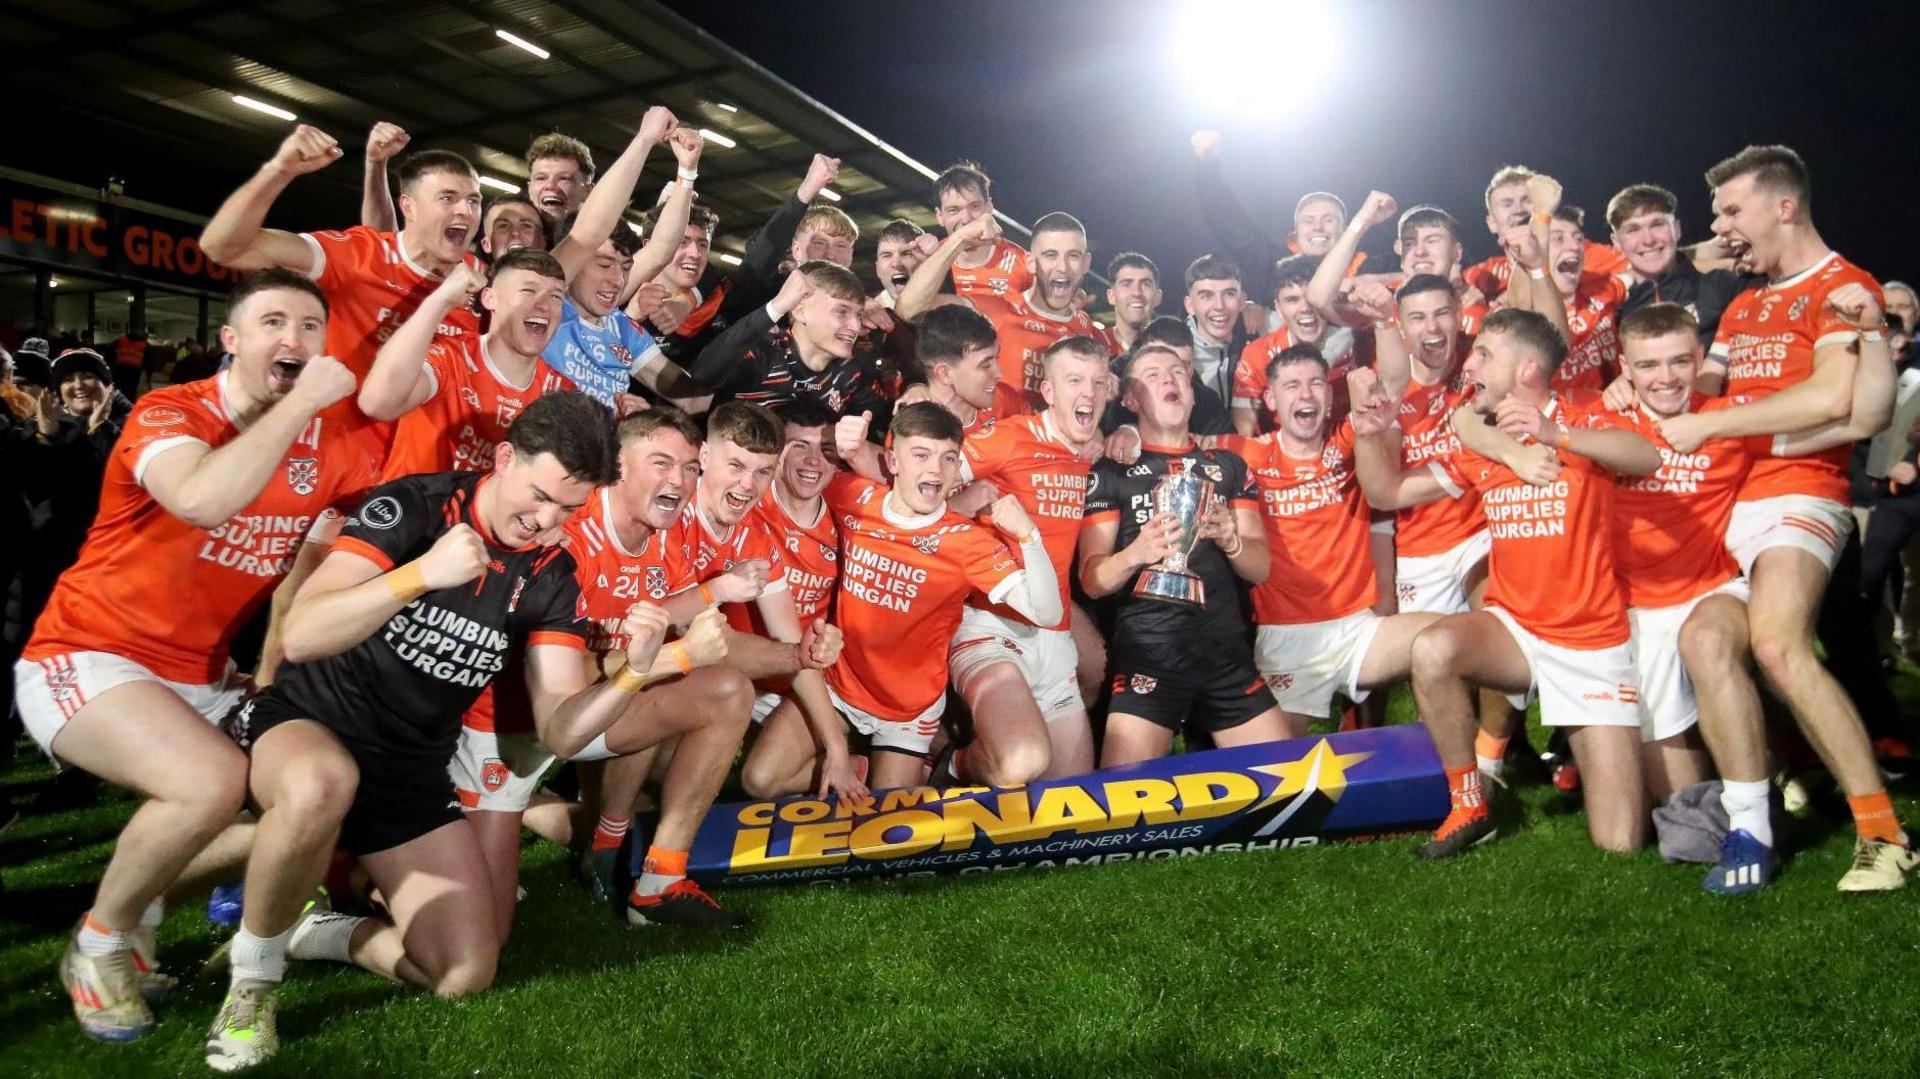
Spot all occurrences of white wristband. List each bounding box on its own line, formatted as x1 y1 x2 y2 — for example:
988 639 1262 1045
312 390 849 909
677 168 698 183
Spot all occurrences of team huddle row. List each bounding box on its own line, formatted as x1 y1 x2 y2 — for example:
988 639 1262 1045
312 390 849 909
14 102 1913 1071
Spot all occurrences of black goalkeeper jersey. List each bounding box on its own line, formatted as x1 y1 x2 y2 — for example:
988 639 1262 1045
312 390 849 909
273 470 589 760
1084 442 1258 646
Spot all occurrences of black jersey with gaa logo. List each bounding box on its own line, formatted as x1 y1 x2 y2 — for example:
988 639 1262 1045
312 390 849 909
1083 442 1258 645
273 470 589 760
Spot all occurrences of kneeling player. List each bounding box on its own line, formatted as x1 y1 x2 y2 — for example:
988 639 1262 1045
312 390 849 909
1081 344 1279 766
1222 345 1440 734
207 393 724 1070
818 402 1061 790
1352 310 1661 857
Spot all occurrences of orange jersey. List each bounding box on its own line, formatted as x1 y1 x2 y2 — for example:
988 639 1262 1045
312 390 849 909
949 238 1033 300
1223 425 1377 623
966 382 1039 437
1711 252 1882 503
1395 375 1487 558
299 225 483 426
824 474 1022 719
24 372 380 684
1463 241 1630 299
730 487 839 638
1431 393 1631 649
380 332 576 481
1609 397 1757 608
1232 326 1371 430
960 410 1091 630
1553 273 1631 394
969 292 1117 394
674 502 789 599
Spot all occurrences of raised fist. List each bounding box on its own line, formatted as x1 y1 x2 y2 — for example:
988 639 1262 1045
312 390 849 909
1104 424 1142 465
1358 190 1399 230
619 601 672 672
270 125 343 177
289 354 358 410
835 410 873 460
1525 174 1563 217
630 280 673 319
990 494 1037 540
638 104 677 146
418 523 489 590
1601 374 1637 412
957 212 1001 247
772 266 816 319
678 606 730 668
798 620 843 671
365 122 410 165
798 154 842 203
1190 129 1223 162
669 125 703 171
1826 282 1886 331
650 296 692 335
1501 224 1546 270
911 232 941 259
438 262 488 302
709 559 770 604
1346 279 1398 323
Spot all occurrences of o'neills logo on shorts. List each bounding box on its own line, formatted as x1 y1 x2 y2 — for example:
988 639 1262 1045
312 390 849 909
685 727 1452 886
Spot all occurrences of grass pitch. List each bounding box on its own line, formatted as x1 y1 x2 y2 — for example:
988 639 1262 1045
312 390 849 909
5 686 1920 1078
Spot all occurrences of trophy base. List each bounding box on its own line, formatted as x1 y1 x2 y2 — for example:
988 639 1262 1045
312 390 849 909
1134 569 1206 607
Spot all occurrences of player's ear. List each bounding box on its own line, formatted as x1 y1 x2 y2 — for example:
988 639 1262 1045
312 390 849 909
218 324 238 356
883 447 898 475
1040 378 1058 408
1183 294 1198 318
492 440 515 473
480 284 498 314
1263 385 1279 414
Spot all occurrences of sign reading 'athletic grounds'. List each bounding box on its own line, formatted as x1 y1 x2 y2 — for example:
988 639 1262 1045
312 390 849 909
690 725 1450 886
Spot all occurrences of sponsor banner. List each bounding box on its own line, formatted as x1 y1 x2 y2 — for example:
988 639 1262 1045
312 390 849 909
1 174 235 292
689 724 1448 887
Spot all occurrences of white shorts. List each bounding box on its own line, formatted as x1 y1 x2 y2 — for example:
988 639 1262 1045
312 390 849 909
1483 607 1641 729
1628 578 1750 744
1725 494 1852 577
1253 611 1385 718
1396 531 1492 616
827 686 943 757
13 653 246 760
751 691 785 725
448 726 614 813
948 607 1084 723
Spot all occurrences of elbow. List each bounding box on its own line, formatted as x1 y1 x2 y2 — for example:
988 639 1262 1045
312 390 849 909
174 496 232 532
198 232 238 264
356 388 403 423
279 622 325 666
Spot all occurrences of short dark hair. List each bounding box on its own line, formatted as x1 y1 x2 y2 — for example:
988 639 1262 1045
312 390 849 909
890 400 965 445
1705 144 1811 208
1619 301 1700 344
916 304 999 369
1266 342 1327 381
1271 253 1321 294
934 161 992 204
1030 211 1085 240
1480 308 1568 375
1139 315 1193 352
1184 254 1242 292
1396 273 1457 305
1552 205 1586 229
489 247 566 283
1397 205 1460 245
1605 184 1678 231
228 268 329 318
558 209 640 258
396 149 477 193
799 260 865 303
617 403 702 447
1108 252 1159 281
780 397 839 431
706 401 783 455
641 203 718 243
877 219 925 247
506 390 620 486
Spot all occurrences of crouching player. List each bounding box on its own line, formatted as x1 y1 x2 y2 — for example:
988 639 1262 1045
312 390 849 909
1222 344 1441 734
207 393 726 1070
811 402 1061 790
1352 309 1662 858
15 270 373 1043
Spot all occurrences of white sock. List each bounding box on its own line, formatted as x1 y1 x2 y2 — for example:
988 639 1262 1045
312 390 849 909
288 913 364 964
140 899 166 929
1475 755 1505 779
76 914 128 958
1720 779 1773 848
635 869 684 897
229 925 294 986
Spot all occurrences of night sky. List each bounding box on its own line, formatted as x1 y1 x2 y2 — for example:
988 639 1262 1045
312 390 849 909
664 0 1920 290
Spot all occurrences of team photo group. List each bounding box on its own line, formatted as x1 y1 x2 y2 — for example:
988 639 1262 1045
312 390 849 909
7 72 1918 1072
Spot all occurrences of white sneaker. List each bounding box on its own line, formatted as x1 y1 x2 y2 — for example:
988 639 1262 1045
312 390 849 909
59 930 154 1042
204 979 280 1072
1837 836 1920 893
128 925 178 1001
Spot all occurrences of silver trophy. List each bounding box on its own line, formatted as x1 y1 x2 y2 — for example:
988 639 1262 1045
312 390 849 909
1132 471 1216 606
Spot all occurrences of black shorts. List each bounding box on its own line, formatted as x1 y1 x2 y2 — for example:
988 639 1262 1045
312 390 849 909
1106 634 1275 734
232 690 463 856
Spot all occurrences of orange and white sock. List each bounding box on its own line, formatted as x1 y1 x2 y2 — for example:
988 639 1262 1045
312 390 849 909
633 846 689 898
1848 791 1907 846
1474 730 1510 779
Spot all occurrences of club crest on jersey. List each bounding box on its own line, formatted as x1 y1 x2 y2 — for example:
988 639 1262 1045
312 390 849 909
459 385 482 410
1201 463 1224 483
911 533 942 555
285 457 318 495
138 405 190 427
482 758 510 792
1320 445 1342 469
1787 295 1809 322
357 495 402 530
645 565 668 597
1129 674 1158 695
1267 672 1295 692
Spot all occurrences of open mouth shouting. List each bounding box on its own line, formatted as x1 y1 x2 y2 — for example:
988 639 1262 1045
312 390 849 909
443 223 471 251
915 476 944 504
507 512 543 544
522 314 553 344
265 354 308 395
722 487 756 518
888 271 910 291
537 191 566 216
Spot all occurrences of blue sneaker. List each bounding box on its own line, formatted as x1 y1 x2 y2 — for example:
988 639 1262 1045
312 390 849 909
207 881 244 927
1703 828 1776 895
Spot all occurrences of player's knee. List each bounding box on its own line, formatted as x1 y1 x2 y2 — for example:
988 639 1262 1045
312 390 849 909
1587 816 1643 855
980 739 1049 788
278 754 360 827
1678 613 1741 677
704 668 755 726
739 752 789 800
432 945 498 997
1409 624 1461 682
1746 628 1803 683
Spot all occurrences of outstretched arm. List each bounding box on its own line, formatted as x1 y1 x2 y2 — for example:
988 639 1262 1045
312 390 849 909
201 125 342 272
552 106 676 280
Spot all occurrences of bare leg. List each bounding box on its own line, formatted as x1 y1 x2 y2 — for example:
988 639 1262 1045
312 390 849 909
1408 613 1532 770
956 661 1051 787
348 820 500 995
1569 725 1649 852
1680 594 1769 783
1099 713 1175 768
1069 603 1107 709
740 698 822 798
464 810 524 943
239 720 359 941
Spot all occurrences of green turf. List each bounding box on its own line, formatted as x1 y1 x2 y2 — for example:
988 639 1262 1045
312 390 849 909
6 685 1920 1078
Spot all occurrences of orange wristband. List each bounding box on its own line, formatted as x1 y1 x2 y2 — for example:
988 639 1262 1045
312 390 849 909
384 562 427 603
1556 427 1572 450
612 662 651 694
669 642 693 674
699 582 716 606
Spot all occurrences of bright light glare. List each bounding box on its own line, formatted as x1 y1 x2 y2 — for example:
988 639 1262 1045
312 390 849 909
700 129 737 148
715 252 743 266
478 176 520 194
818 188 842 202
1173 0 1338 119
495 29 551 60
232 95 296 121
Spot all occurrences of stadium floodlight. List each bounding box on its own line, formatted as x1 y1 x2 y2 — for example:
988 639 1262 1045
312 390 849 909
495 29 551 60
1173 0 1339 119
478 176 519 194
700 129 737 148
232 95 296 121
715 252 743 266
818 188 843 202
